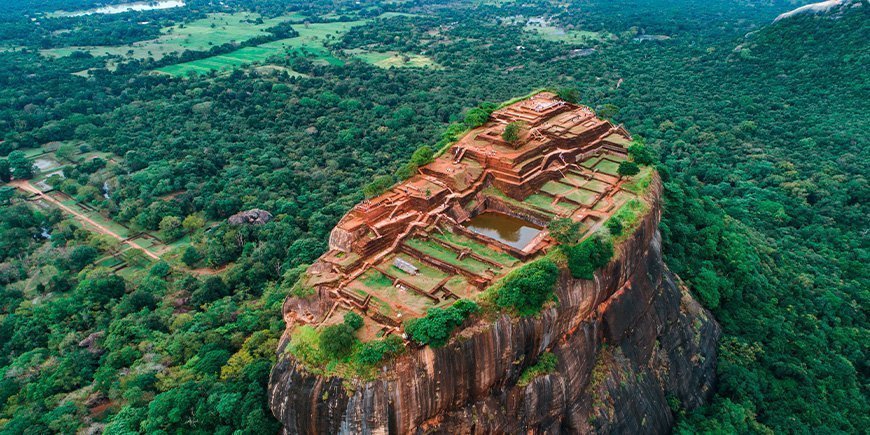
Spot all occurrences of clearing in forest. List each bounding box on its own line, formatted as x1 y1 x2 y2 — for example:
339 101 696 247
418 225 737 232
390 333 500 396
524 17 604 44
156 19 370 76
40 12 305 61
346 49 441 69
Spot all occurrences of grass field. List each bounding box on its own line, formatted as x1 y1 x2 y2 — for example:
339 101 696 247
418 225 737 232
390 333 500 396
347 49 440 69
594 159 621 176
41 12 303 61
523 194 562 214
525 19 603 44
157 19 369 76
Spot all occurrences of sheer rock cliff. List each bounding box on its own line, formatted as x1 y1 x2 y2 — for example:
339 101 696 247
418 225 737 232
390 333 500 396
268 180 720 434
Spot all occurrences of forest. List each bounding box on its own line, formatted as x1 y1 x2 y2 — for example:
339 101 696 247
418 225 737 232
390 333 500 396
0 0 866 433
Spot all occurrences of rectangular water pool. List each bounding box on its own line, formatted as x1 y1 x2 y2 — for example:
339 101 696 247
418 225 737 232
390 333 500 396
463 212 542 250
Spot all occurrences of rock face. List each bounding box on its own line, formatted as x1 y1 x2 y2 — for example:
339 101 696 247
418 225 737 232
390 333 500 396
268 182 720 434
228 209 273 225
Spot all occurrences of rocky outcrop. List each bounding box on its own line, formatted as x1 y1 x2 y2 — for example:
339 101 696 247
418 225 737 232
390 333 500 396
228 208 273 225
268 181 720 434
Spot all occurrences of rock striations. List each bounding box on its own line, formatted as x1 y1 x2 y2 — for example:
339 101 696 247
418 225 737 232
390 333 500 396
268 94 720 434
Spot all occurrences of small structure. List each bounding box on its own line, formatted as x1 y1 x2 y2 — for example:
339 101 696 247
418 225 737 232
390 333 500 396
228 209 273 225
393 257 419 275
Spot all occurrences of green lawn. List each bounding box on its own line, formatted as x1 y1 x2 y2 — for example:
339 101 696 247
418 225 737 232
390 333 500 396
157 19 371 76
541 180 574 196
348 49 440 69
431 230 519 266
564 189 598 205
41 12 302 62
523 194 562 214
594 159 621 176
525 21 603 44
404 238 492 275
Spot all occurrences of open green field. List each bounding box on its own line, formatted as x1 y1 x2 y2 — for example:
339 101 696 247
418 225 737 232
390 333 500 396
380 254 447 291
347 49 440 69
525 19 603 44
41 12 303 61
157 19 370 76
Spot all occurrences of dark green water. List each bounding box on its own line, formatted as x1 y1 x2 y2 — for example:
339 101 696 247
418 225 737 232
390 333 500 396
464 212 542 250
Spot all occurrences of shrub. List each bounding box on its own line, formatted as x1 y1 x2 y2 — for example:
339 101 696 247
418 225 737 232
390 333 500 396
319 323 355 359
606 218 624 236
404 299 479 347
502 122 521 143
556 87 579 103
566 236 613 280
548 218 584 245
494 258 559 316
353 335 404 366
463 107 492 128
517 352 559 386
617 161 640 178
344 311 364 330
628 142 655 165
363 175 395 198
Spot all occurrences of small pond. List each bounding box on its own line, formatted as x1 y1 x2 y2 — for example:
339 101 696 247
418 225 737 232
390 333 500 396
463 212 542 250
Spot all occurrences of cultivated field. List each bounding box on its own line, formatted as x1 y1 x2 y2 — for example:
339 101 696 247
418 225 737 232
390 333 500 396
41 12 305 61
157 19 369 76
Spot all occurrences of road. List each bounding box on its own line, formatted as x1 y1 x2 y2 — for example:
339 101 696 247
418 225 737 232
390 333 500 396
10 180 161 260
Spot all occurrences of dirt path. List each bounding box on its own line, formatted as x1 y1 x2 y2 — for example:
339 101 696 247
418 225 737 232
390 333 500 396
10 180 160 260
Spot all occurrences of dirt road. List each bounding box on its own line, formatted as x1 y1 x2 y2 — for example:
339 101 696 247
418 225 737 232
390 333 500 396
10 180 161 260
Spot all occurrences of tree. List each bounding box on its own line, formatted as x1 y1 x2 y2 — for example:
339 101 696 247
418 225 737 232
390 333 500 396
494 258 559 316
404 300 479 347
606 218 624 236
617 161 640 178
55 143 76 162
318 323 355 359
463 107 491 128
363 175 394 198
556 87 579 103
159 216 183 241
182 214 205 233
7 151 33 179
0 160 10 182
343 311 364 330
192 276 229 306
628 142 655 165
181 246 202 267
502 122 521 143
410 146 434 166
565 236 613 280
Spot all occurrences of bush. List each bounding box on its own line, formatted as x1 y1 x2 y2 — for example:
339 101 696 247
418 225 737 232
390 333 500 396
628 142 655 165
502 122 521 143
517 352 559 386
363 174 395 198
617 161 640 178
344 311 364 330
606 218 624 236
566 236 613 280
319 323 355 359
463 107 492 128
404 299 479 347
353 335 404 366
494 258 559 316
548 218 584 245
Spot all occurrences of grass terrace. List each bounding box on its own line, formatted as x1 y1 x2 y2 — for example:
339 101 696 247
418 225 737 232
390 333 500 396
430 228 520 267
404 237 495 275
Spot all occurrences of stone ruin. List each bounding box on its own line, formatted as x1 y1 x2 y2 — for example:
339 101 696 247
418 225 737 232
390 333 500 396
290 92 642 339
